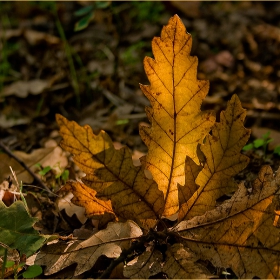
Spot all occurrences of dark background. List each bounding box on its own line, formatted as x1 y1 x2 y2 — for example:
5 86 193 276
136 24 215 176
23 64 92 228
0 1 279 156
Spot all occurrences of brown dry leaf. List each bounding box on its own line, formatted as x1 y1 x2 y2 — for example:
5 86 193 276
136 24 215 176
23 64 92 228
175 166 280 279
35 220 142 276
57 192 88 225
139 15 215 216
0 148 53 184
23 29 60 45
1 79 50 98
56 114 164 229
178 94 250 221
124 249 163 278
162 244 213 279
124 244 213 279
0 141 68 183
0 179 19 206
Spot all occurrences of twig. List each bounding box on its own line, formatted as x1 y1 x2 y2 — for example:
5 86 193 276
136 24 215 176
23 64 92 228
0 141 55 196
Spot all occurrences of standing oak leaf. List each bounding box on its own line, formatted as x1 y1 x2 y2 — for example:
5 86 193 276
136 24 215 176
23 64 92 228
175 166 280 279
56 114 164 229
178 94 251 220
139 14 215 217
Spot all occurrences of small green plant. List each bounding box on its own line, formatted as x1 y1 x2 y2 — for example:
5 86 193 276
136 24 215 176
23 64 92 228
243 131 273 158
129 1 165 24
74 2 111 32
36 163 69 187
4 258 42 279
273 145 280 156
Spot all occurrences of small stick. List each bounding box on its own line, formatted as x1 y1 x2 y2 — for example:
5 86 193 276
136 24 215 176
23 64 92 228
0 141 54 196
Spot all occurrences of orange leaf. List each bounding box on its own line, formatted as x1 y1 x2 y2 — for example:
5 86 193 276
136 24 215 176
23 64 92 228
62 180 115 217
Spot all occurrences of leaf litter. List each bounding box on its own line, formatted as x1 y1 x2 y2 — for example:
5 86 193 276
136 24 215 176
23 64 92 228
32 15 280 278
1 1 277 277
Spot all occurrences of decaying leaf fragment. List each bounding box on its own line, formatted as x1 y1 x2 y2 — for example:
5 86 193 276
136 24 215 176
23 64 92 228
178 94 250 220
56 114 164 228
175 166 280 279
139 14 215 216
35 221 142 276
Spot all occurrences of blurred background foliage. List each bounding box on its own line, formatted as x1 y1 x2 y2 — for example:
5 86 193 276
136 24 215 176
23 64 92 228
0 1 279 158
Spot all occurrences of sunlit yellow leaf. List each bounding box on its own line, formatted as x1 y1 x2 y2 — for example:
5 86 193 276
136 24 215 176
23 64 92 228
139 15 215 216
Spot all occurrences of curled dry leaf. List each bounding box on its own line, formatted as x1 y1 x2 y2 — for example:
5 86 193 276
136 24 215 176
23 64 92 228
35 221 142 276
175 166 280 279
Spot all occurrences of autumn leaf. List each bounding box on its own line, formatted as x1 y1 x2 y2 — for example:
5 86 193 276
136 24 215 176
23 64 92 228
61 180 115 217
139 14 215 216
60 180 116 227
56 114 164 229
178 94 251 221
175 165 280 279
35 221 142 276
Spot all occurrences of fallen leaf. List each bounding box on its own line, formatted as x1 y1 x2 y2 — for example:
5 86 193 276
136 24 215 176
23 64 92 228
23 29 60 45
56 114 164 229
162 244 213 279
0 114 31 128
1 79 50 98
57 191 88 225
124 249 163 278
175 166 280 279
0 142 68 183
35 221 142 276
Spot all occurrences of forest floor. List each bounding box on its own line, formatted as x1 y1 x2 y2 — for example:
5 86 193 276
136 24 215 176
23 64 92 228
0 1 280 278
